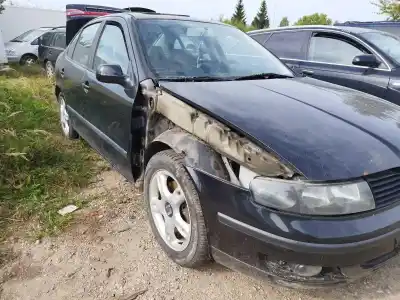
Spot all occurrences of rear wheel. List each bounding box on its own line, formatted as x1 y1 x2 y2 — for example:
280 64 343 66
45 61 54 78
20 54 37 66
144 150 210 268
58 93 78 139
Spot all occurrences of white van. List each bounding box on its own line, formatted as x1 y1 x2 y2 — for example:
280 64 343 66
0 29 8 69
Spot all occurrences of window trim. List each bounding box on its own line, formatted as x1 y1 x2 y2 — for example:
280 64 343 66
69 21 103 70
91 19 131 73
251 28 392 71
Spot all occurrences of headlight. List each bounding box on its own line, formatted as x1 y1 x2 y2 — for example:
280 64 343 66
250 178 375 215
6 49 16 56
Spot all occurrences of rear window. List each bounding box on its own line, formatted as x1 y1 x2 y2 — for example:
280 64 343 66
265 31 310 60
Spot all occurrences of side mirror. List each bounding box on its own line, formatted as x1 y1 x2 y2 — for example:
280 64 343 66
352 54 380 68
96 64 126 86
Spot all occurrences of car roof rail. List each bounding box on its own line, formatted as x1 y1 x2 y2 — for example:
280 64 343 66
124 7 156 13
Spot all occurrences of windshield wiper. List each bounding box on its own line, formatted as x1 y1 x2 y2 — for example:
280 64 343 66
159 76 232 82
233 73 294 81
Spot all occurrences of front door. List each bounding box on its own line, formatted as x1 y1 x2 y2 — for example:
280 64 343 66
300 32 390 99
84 18 138 178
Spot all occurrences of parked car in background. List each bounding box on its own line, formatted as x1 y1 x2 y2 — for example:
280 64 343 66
0 29 8 69
56 4 400 287
248 26 400 106
38 27 66 77
5 26 64 65
336 21 400 37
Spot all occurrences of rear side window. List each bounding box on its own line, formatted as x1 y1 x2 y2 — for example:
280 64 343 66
72 23 101 66
250 33 271 45
53 33 66 49
265 31 310 59
40 32 54 46
93 24 130 73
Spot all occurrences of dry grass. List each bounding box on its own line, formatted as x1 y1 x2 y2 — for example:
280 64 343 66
0 65 102 241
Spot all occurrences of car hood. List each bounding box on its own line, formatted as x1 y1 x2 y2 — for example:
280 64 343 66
160 77 400 181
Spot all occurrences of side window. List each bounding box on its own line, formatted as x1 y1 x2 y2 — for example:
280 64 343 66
93 24 130 73
54 33 66 49
41 32 53 46
251 33 271 45
265 31 310 59
308 34 365 65
72 23 101 66
66 33 79 57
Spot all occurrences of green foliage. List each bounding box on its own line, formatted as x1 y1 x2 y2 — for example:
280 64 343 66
0 0 4 14
279 16 289 27
221 18 256 32
294 13 333 26
373 0 400 20
0 66 101 240
232 0 246 25
251 0 269 29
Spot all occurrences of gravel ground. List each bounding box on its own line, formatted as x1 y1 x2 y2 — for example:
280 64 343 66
1 170 400 300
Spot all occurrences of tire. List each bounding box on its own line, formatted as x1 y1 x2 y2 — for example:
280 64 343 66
58 93 78 139
144 149 210 268
20 54 37 66
45 61 54 78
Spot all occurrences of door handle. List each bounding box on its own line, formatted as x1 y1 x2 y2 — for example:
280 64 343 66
48 51 52 55
82 81 90 93
302 69 314 76
60 68 65 78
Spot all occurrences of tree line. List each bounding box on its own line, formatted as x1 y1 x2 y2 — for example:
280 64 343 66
221 0 400 32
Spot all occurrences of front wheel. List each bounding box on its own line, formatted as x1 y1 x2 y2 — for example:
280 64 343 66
20 55 37 66
58 93 78 139
144 150 210 268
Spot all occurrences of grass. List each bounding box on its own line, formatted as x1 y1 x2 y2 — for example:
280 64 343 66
0 64 102 241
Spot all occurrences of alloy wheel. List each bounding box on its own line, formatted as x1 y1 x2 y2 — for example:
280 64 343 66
59 96 70 136
149 169 191 252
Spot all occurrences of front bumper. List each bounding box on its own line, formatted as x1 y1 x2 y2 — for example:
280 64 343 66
187 167 400 287
6 55 21 63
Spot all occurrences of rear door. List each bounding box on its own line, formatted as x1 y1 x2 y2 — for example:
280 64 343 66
48 32 66 65
263 30 311 74
38 31 54 62
301 31 390 99
63 21 102 142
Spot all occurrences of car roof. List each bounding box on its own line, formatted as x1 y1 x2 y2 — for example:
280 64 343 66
248 25 382 35
98 11 224 25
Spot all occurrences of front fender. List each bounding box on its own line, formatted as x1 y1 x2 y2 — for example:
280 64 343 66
148 128 228 180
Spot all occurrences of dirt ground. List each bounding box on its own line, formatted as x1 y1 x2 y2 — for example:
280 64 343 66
1 171 400 300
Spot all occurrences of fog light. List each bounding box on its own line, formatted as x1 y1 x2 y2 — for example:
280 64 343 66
290 264 322 277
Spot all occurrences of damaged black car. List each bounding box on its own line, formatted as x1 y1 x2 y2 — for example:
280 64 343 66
55 4 400 287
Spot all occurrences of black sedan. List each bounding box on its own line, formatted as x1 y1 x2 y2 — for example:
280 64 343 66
56 4 400 287
248 26 400 106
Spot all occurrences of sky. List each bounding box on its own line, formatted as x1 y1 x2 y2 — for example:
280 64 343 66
5 0 385 27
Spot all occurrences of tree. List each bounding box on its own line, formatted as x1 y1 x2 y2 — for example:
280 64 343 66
294 13 333 26
0 0 5 14
251 0 269 29
279 17 289 27
220 17 255 32
232 0 246 25
373 0 400 20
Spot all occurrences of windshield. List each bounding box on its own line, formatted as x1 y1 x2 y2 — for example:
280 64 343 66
361 31 400 65
136 19 293 80
11 29 47 42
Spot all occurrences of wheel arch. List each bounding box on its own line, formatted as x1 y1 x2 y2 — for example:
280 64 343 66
145 128 229 181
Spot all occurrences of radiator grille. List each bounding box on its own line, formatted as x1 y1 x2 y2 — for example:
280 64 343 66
365 169 400 209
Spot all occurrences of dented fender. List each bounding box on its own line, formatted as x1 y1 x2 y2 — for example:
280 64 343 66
150 128 229 180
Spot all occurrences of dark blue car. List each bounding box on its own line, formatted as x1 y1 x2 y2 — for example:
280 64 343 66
248 25 400 106
56 4 400 287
